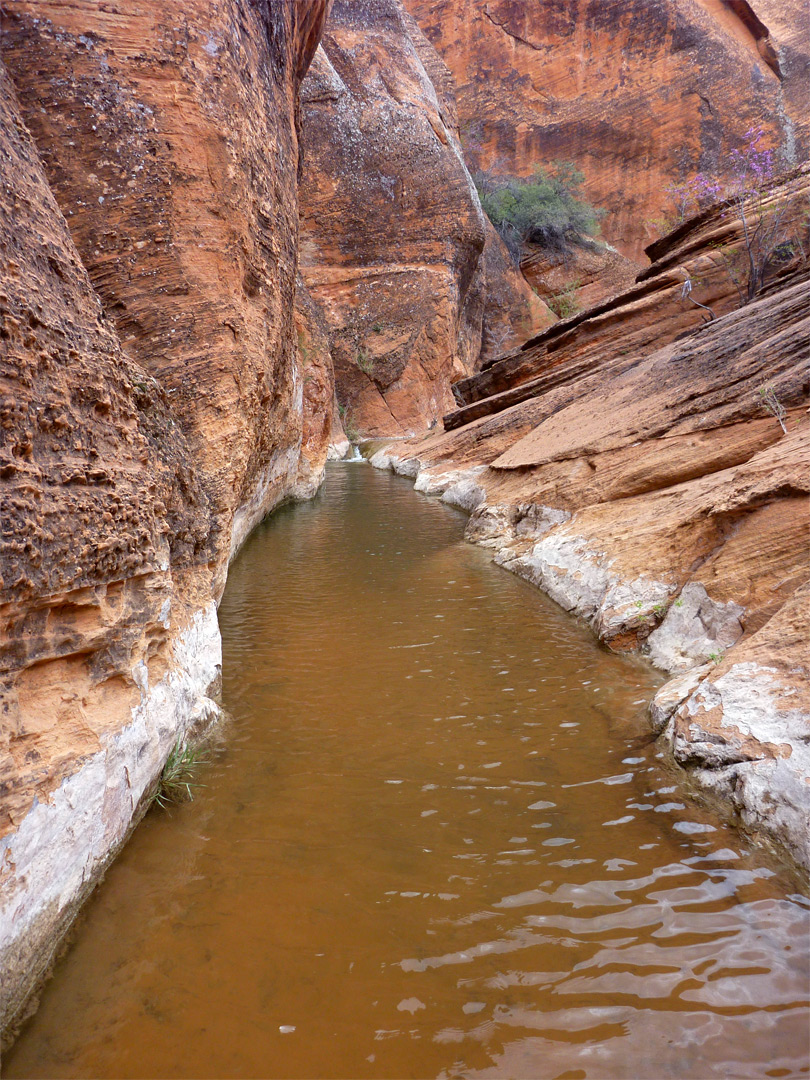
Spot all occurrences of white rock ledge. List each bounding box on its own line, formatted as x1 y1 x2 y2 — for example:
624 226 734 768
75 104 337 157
372 442 810 872
0 603 222 1038
647 583 744 672
667 662 810 869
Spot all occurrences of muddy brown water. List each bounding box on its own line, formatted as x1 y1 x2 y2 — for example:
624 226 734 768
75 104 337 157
5 463 809 1079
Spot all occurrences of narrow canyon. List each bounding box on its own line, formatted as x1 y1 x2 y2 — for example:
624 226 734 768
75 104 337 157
1 0 808 1070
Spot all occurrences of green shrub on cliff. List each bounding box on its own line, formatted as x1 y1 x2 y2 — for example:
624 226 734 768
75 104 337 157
475 163 604 262
546 279 581 319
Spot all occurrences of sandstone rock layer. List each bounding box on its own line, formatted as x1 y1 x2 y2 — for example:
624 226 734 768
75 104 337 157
372 176 810 871
404 0 808 261
299 0 553 437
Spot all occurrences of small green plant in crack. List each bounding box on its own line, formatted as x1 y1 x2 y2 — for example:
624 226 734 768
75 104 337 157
371 322 384 334
674 598 684 608
152 739 208 809
355 347 375 376
338 403 361 443
651 602 667 615
634 600 644 609
757 384 787 434
546 280 581 320
297 329 311 366
707 651 724 665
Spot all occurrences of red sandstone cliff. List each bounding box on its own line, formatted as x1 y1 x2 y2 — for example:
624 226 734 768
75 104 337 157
372 171 810 869
404 0 807 263
298 0 554 437
1 0 334 588
0 0 332 1041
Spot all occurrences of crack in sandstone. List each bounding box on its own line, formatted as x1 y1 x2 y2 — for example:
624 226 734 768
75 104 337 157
722 0 782 79
481 5 544 52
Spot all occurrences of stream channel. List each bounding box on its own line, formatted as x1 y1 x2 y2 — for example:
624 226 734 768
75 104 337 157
5 462 809 1079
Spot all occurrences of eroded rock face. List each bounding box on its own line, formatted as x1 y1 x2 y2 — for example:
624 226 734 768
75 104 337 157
370 179 810 868
404 0 808 261
0 56 220 1038
298 0 552 437
1 0 334 589
0 0 332 1041
520 239 641 313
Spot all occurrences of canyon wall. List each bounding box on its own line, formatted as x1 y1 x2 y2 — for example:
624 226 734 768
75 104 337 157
404 0 808 262
298 0 553 437
2 0 807 1049
371 170 810 870
0 0 333 1041
1 0 335 587
0 0 556 1036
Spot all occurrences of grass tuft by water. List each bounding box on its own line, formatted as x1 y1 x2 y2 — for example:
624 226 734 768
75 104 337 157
152 740 208 809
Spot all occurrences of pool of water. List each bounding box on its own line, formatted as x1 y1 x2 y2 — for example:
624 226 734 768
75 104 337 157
5 463 809 1079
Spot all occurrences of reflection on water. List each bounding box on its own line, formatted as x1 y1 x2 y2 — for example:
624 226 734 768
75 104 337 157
6 464 809 1079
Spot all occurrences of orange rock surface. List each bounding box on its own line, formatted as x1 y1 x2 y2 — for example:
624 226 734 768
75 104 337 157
0 55 208 828
372 176 810 869
298 0 553 437
445 168 809 430
2 0 334 585
404 0 808 261
521 239 640 312
0 0 332 1041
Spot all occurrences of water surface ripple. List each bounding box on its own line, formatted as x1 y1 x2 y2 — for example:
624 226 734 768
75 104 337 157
6 464 809 1079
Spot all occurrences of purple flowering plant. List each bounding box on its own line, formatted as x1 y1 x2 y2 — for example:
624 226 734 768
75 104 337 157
666 127 798 303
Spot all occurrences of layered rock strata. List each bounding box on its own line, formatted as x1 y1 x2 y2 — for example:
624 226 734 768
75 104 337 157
298 0 553 437
447 168 810 430
0 0 332 1042
404 0 808 261
371 183 810 870
1 0 334 588
520 239 641 314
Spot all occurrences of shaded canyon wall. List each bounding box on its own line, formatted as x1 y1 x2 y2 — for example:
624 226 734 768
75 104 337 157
298 0 554 437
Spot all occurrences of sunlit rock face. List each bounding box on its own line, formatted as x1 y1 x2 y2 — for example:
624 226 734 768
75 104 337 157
0 0 332 1042
403 0 807 261
298 0 553 438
